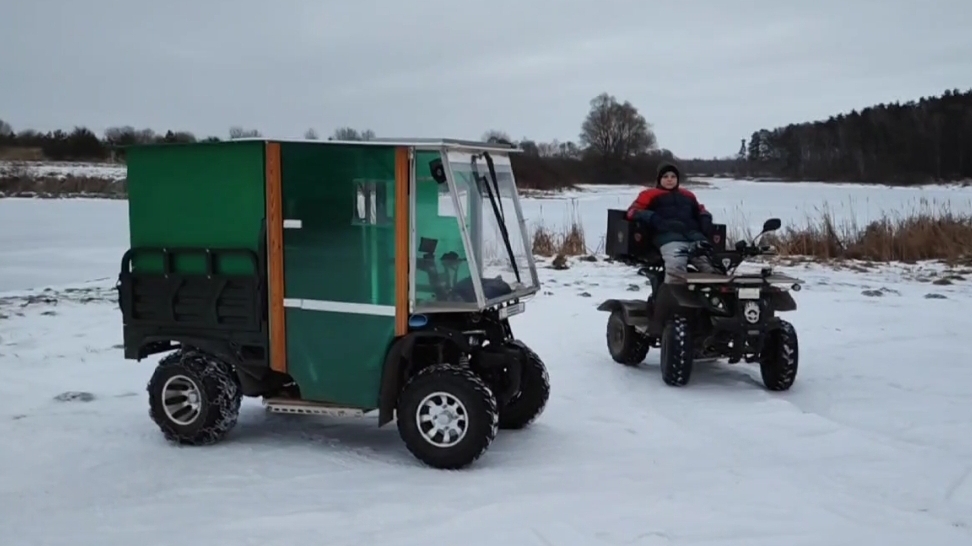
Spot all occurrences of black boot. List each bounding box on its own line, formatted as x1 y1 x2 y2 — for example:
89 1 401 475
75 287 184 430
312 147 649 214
647 284 676 337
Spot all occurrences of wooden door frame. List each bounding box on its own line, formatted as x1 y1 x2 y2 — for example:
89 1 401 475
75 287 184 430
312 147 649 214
394 146 410 336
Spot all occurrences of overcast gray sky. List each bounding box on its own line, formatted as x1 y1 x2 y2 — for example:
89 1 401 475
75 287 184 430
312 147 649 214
2 0 972 158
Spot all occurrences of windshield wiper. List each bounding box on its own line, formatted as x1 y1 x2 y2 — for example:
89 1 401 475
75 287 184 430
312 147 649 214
473 152 521 284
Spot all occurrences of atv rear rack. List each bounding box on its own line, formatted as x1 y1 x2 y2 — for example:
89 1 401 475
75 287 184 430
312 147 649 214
673 272 804 286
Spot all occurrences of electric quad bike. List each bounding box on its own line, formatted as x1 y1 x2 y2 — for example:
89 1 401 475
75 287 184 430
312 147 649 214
597 210 804 390
117 138 549 469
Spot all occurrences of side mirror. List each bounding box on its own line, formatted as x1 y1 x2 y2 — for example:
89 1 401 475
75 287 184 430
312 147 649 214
762 218 782 233
429 158 447 184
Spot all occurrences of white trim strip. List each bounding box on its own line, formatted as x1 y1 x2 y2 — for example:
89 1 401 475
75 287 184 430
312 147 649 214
283 298 395 317
283 219 302 229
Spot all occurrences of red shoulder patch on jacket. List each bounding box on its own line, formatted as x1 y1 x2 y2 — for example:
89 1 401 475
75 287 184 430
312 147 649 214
626 187 665 219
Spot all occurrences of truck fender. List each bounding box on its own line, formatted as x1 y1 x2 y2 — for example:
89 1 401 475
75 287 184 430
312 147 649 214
377 329 471 427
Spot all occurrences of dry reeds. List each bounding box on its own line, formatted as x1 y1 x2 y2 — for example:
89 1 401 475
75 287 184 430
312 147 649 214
732 199 972 264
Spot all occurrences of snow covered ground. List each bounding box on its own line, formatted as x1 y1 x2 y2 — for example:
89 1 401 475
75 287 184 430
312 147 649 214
2 182 972 545
518 178 972 249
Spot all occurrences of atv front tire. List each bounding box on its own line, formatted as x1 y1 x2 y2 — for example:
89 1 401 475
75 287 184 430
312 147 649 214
606 309 649 366
397 364 499 469
759 320 799 391
147 349 243 445
660 316 693 386
498 345 550 430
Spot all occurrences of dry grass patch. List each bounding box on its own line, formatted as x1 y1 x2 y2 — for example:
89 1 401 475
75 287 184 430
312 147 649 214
0 173 127 198
530 199 589 258
731 200 972 264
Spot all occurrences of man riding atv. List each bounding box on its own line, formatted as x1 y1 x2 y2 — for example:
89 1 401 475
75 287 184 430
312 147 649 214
626 161 718 284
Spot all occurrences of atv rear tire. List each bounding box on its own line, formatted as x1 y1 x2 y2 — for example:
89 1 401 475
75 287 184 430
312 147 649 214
147 349 242 446
759 320 799 391
660 316 693 386
606 309 649 366
397 364 498 469
498 346 550 430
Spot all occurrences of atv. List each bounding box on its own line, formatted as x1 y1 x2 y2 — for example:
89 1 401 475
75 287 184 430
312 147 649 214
597 210 804 390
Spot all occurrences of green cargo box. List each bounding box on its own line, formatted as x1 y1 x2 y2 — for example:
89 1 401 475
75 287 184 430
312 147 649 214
126 140 267 276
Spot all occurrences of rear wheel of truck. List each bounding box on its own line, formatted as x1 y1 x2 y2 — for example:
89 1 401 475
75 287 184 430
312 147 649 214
396 364 498 470
759 320 799 391
606 309 649 366
146 349 242 446
498 346 550 430
660 316 693 386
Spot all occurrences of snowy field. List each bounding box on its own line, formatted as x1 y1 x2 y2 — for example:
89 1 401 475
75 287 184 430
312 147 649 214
2 183 972 545
4 179 972 292
520 179 972 250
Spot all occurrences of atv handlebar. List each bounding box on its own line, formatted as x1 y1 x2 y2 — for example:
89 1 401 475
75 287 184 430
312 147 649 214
690 240 778 272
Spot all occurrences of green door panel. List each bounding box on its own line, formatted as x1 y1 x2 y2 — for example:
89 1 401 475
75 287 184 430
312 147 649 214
284 308 393 409
279 142 397 407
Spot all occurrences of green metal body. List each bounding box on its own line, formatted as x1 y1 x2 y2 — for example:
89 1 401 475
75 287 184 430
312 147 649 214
125 141 266 275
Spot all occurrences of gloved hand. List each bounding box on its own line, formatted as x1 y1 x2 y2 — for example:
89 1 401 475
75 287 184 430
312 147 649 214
631 210 659 229
699 214 714 237
693 239 713 253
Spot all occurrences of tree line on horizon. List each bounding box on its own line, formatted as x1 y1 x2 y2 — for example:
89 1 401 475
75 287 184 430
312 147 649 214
2 87 971 188
686 87 972 185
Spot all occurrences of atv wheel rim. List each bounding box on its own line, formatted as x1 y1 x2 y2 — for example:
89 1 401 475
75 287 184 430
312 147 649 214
415 391 468 448
161 374 203 426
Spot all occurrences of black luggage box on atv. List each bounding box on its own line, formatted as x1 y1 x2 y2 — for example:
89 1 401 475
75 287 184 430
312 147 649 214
605 208 727 265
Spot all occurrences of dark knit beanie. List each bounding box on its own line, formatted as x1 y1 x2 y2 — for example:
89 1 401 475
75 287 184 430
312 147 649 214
656 162 680 186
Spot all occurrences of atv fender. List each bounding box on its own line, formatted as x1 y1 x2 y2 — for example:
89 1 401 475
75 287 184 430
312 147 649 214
765 290 797 312
596 299 650 327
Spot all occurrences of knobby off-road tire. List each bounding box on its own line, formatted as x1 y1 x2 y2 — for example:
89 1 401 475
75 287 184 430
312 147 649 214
396 364 499 470
147 349 243 446
660 316 693 386
606 309 649 366
498 346 550 430
759 320 799 391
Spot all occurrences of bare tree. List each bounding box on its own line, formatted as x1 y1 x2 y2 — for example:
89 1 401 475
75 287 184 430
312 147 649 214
304 128 318 140
579 93 657 160
229 126 261 139
518 138 539 155
0 119 12 138
481 129 512 144
536 140 559 157
331 127 376 141
332 127 360 141
104 126 158 146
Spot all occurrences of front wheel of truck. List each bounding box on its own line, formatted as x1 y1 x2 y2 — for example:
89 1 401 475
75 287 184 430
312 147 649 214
147 349 242 446
396 363 499 469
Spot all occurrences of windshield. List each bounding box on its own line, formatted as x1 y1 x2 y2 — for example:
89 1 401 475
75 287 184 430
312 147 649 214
445 151 539 302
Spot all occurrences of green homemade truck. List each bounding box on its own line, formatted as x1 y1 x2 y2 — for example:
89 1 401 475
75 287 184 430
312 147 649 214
117 138 549 469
